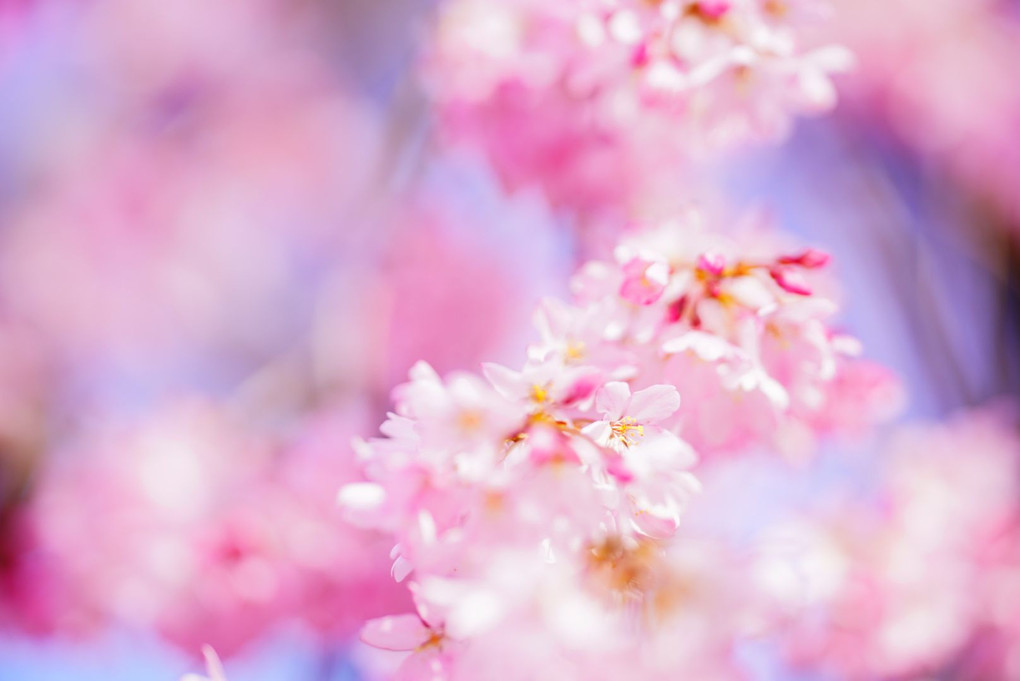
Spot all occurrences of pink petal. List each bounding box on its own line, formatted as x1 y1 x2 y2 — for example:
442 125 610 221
620 257 669 306
696 252 726 277
337 482 386 512
360 614 430 651
662 332 734 362
631 499 681 538
392 556 414 583
481 362 526 400
778 248 830 269
201 646 226 681
606 455 634 483
394 648 452 681
562 370 602 405
581 420 612 446
182 647 226 681
627 384 680 423
408 361 441 384
769 267 812 296
595 381 632 420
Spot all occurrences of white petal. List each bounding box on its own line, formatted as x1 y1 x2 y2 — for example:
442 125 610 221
447 588 505 638
482 362 525 400
581 421 612 447
595 381 632 420
408 360 440 383
392 556 413 583
627 384 681 423
337 482 386 512
360 614 430 651
201 646 226 681
663 332 733 362
608 10 642 45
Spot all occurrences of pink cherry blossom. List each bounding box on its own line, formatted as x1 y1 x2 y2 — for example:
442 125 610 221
756 404 1020 680
27 399 408 657
425 0 852 219
583 382 681 448
343 205 890 679
361 611 460 681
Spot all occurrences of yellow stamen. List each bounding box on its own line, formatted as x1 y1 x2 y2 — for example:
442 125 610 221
415 631 445 653
763 0 788 17
484 491 504 513
565 340 586 362
610 417 645 445
714 291 735 307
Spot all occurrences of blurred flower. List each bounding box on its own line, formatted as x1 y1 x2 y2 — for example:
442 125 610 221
756 403 1020 679
27 398 409 657
829 0 1020 230
425 0 851 221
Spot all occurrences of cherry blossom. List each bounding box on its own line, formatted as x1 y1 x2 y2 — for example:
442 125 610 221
342 208 890 678
754 404 1020 680
27 399 408 657
425 0 852 218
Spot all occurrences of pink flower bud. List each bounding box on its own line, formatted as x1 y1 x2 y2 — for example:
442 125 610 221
778 248 831 269
620 257 670 305
695 1 732 21
769 266 812 295
696 252 727 277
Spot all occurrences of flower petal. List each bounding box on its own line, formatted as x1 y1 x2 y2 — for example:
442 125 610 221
360 614 430 651
627 384 680 423
481 362 525 401
595 381 632 420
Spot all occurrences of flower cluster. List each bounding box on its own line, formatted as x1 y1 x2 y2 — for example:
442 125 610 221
339 208 894 678
753 404 1020 680
0 0 570 652
562 212 899 457
28 400 409 657
426 0 852 216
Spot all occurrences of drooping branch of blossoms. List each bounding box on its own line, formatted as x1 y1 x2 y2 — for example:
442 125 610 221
338 209 897 679
425 0 853 218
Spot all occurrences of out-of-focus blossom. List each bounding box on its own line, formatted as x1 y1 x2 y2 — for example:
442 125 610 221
27 399 409 657
425 0 851 219
4 1 1016 680
0 71 383 367
755 403 1020 680
310 171 569 396
829 0 1020 230
0 3 574 659
0 24 568 651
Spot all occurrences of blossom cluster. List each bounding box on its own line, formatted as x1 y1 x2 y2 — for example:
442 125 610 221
23 400 409 657
2 0 1015 680
339 208 897 678
756 404 1020 679
0 0 570 657
426 0 852 217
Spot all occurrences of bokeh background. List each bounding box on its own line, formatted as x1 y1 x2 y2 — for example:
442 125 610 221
0 0 1018 679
